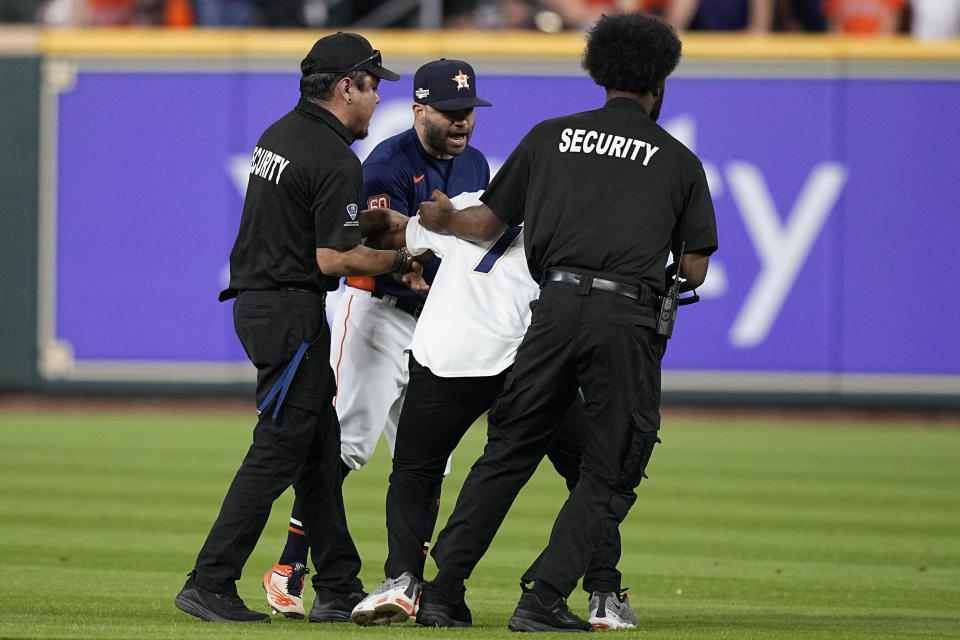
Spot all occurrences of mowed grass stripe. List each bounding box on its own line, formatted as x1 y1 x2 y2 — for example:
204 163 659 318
1 410 958 639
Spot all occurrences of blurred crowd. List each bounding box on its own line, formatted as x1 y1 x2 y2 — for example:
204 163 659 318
0 0 957 39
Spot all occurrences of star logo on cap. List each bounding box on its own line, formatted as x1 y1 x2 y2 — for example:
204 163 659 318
452 70 470 91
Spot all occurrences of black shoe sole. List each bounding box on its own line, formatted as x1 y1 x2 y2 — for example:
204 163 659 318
174 592 270 624
508 614 592 632
309 611 352 623
415 605 471 628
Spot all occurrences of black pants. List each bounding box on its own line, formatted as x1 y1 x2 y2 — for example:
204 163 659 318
191 289 362 597
431 281 666 597
386 354 622 593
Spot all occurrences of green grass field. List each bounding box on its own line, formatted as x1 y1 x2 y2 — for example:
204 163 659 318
1 407 958 639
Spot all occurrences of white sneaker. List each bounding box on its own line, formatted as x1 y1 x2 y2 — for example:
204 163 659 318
588 590 638 630
262 562 309 618
351 571 421 626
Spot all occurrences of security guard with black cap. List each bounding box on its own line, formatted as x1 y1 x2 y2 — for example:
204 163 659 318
174 32 416 624
417 12 718 632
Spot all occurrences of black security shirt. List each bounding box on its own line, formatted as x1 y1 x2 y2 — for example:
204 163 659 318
481 97 717 294
223 99 363 298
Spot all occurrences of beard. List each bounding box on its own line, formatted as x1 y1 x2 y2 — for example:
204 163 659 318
650 85 665 122
649 95 664 122
423 118 471 157
351 109 374 140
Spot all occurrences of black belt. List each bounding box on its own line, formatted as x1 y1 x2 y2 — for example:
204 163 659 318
280 287 323 295
372 291 424 319
222 287 325 301
544 269 645 302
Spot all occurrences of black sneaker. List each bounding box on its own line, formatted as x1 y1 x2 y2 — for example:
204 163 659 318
308 589 367 623
415 580 472 628
174 577 270 623
508 590 593 632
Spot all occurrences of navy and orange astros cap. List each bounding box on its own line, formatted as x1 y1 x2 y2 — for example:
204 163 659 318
413 59 492 111
301 32 400 81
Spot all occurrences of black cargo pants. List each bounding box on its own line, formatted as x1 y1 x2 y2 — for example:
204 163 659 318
431 279 666 597
191 289 362 597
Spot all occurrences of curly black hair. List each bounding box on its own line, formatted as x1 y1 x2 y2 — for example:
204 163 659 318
582 13 682 95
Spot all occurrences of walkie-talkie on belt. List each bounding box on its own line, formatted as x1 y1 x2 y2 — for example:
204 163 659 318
656 241 700 338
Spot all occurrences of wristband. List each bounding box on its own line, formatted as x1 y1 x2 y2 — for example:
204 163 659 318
392 248 414 274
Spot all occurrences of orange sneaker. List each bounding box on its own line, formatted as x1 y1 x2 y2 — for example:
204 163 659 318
263 562 309 618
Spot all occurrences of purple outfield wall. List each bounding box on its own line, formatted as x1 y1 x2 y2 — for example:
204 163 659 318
47 69 960 386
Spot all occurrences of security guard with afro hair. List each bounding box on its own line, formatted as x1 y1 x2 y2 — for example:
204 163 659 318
415 12 718 632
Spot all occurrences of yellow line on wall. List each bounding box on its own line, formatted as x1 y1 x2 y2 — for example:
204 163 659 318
35 28 588 58
1 27 958 61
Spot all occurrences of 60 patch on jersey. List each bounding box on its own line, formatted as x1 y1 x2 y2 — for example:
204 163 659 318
368 194 390 209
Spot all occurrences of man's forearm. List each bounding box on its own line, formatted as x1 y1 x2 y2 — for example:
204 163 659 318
449 205 507 242
365 226 407 250
316 245 411 277
679 253 710 290
420 203 505 242
358 207 409 247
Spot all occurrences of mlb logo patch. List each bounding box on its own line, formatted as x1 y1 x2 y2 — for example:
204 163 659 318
368 195 390 209
346 203 358 220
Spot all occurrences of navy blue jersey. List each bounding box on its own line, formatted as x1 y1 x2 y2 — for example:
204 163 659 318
352 127 490 302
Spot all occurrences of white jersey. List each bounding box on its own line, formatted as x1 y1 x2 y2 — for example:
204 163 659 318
406 191 539 377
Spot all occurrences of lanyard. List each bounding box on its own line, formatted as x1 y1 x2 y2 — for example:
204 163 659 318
257 340 310 419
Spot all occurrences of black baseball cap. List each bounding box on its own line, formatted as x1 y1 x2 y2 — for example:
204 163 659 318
413 59 492 111
301 32 400 81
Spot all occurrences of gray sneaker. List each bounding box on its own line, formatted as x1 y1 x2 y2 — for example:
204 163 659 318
587 590 637 630
351 571 421 626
